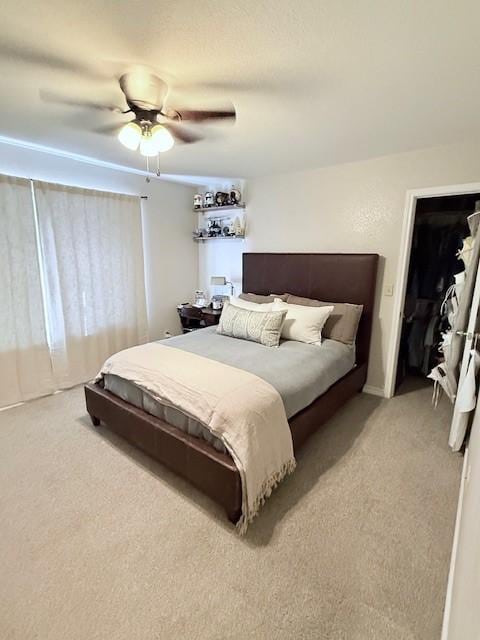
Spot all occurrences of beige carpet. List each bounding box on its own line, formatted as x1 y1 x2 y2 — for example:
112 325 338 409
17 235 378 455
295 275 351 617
0 378 461 640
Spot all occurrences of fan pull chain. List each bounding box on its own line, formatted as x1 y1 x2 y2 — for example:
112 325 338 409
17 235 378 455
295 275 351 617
144 154 161 182
145 156 150 183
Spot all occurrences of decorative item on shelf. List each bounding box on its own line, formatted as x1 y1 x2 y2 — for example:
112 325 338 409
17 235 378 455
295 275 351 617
233 216 243 237
229 186 241 205
203 192 215 208
193 193 203 209
207 219 222 237
215 191 229 207
222 225 230 237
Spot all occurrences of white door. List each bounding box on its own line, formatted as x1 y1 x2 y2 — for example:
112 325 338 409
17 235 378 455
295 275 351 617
443 406 480 639
449 255 480 450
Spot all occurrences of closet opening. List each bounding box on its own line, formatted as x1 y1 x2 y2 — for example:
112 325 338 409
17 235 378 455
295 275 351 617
395 193 480 395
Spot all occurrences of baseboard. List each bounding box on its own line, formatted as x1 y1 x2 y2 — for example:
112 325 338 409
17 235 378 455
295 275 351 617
441 447 469 640
362 384 385 397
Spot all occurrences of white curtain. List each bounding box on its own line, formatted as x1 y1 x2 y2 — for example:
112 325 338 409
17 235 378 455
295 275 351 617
34 182 148 388
0 175 55 407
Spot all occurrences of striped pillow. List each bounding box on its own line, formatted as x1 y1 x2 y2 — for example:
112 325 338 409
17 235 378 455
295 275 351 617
217 301 287 347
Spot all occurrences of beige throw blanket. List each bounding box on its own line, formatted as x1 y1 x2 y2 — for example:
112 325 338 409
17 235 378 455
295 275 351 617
96 342 296 533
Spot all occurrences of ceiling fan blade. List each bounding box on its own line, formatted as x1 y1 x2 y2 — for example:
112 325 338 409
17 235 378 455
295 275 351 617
174 80 257 93
172 107 236 122
162 122 203 144
91 123 125 135
0 40 106 79
40 89 122 112
173 74 312 97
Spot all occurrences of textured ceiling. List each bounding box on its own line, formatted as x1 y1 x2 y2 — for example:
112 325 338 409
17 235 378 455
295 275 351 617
0 0 479 179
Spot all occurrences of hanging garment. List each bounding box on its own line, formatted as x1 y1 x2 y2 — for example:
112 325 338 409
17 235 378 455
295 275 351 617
445 226 480 397
440 283 459 327
422 315 440 375
407 299 432 369
454 270 466 304
456 349 480 412
449 349 480 450
428 362 456 406
427 277 464 398
457 236 475 270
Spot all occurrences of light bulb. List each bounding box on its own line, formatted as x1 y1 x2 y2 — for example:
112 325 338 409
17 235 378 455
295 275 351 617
139 136 158 157
151 124 174 152
118 122 142 150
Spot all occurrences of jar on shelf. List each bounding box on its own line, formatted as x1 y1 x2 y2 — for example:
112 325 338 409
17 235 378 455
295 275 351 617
194 290 207 308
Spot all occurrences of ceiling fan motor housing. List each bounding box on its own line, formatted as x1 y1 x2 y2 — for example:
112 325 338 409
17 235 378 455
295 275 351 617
119 71 168 112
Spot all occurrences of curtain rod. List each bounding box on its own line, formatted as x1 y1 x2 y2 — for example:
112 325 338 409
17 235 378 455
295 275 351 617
25 175 149 200
2 170 150 200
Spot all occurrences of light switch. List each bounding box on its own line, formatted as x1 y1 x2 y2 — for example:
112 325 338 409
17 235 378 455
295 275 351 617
384 284 394 297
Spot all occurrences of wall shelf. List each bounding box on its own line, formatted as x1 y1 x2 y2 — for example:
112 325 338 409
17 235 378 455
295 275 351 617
193 235 245 242
193 204 246 214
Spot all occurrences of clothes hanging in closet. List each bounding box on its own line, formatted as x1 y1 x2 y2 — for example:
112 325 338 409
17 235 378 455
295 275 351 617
401 214 469 378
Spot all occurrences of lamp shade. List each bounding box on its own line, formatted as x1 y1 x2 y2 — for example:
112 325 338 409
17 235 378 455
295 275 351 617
118 122 142 150
139 136 158 157
151 124 174 152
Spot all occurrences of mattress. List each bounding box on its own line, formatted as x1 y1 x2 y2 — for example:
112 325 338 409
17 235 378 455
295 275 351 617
103 326 356 453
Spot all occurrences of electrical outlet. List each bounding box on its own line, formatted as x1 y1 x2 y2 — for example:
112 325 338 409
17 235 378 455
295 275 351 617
384 284 394 297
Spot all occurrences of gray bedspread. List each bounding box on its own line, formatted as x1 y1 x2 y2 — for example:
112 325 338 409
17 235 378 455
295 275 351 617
104 327 355 453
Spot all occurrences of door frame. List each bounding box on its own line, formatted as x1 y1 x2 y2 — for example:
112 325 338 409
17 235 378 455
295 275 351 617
385 181 480 398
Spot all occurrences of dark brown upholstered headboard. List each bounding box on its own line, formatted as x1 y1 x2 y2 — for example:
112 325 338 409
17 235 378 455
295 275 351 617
242 253 379 365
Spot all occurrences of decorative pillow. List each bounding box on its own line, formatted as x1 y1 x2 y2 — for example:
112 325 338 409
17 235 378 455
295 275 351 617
239 292 288 304
230 296 275 312
217 301 287 347
285 294 363 345
272 300 333 345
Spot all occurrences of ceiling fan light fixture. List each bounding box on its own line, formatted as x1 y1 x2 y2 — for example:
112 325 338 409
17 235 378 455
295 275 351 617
151 124 174 152
139 136 159 157
118 122 142 150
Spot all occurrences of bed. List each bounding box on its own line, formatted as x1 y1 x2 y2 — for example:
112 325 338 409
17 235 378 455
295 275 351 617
85 252 378 525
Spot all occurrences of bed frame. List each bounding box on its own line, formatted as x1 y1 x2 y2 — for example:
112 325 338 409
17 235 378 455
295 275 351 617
85 253 379 523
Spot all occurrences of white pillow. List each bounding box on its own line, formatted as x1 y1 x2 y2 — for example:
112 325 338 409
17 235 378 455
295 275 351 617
273 299 334 345
229 296 275 312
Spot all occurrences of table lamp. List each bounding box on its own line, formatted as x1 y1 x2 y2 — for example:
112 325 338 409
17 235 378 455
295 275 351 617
210 276 234 296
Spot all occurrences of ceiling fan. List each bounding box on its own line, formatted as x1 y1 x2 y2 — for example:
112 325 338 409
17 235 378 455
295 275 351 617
40 68 236 161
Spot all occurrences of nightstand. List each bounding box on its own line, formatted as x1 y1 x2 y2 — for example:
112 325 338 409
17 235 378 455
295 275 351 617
177 305 222 333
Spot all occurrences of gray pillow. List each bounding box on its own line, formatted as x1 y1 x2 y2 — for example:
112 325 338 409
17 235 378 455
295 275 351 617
285 294 363 345
217 301 287 347
239 292 288 303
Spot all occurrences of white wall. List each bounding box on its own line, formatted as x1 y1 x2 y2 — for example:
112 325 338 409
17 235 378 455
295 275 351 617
198 238 245 298
0 142 197 340
198 140 480 391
